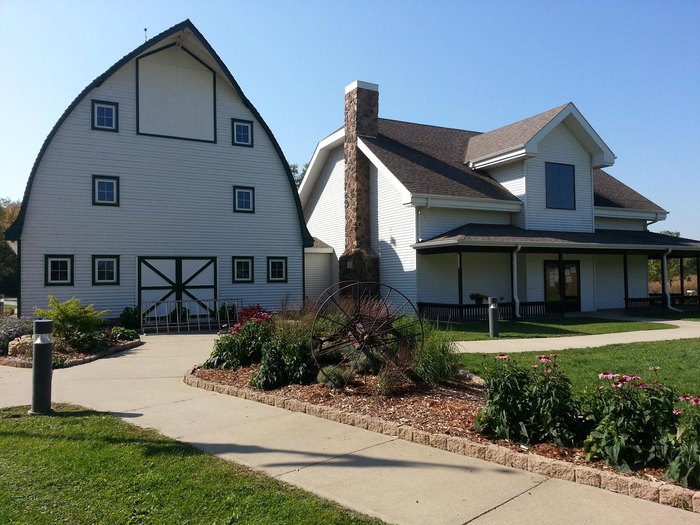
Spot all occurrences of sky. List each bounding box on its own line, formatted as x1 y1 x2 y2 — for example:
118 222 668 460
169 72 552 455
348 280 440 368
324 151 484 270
1 0 698 239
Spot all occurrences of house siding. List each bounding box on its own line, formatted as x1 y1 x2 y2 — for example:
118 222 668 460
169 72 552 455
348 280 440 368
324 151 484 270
594 217 648 231
304 252 333 306
525 123 594 232
19 50 303 316
594 254 626 309
487 163 526 228
370 163 416 301
418 208 511 241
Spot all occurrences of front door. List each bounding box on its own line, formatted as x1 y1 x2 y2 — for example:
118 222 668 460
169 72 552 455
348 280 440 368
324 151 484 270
544 260 580 312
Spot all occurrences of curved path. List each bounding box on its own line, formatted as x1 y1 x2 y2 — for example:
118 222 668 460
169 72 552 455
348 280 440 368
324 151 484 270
1 334 698 524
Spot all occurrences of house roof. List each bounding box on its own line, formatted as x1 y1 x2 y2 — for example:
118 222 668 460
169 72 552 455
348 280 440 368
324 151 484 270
464 104 568 163
361 120 521 202
5 20 313 247
593 169 665 212
414 223 700 255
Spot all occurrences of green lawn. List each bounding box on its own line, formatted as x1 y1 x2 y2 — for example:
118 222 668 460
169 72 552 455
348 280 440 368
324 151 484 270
0 405 381 525
458 338 700 396
435 316 675 341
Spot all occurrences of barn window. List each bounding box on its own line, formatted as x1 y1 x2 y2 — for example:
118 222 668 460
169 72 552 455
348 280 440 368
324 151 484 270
93 176 120 206
92 256 120 285
267 257 287 283
45 255 74 286
232 257 254 283
232 119 253 147
233 186 255 213
92 100 119 132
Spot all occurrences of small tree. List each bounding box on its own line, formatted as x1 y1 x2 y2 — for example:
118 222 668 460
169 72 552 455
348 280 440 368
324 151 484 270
648 231 681 292
0 198 21 296
289 163 309 187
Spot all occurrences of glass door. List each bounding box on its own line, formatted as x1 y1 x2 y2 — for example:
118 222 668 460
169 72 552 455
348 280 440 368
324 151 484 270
544 261 580 312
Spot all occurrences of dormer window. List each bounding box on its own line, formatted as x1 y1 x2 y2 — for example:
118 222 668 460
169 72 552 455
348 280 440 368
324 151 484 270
232 119 253 147
92 100 119 132
545 162 575 210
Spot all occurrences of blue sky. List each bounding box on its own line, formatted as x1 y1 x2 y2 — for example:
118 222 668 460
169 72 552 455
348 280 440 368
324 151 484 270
1 0 698 238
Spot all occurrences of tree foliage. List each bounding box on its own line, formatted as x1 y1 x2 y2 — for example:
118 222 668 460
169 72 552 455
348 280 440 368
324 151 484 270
0 198 20 296
647 231 697 293
289 163 309 186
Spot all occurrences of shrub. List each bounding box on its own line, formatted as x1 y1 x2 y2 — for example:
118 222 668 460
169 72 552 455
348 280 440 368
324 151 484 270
475 354 578 445
204 315 274 370
411 326 460 385
250 335 315 391
664 396 700 488
119 306 140 330
584 373 676 471
317 366 354 388
377 366 405 396
0 317 32 354
111 327 139 341
55 330 109 354
34 296 107 339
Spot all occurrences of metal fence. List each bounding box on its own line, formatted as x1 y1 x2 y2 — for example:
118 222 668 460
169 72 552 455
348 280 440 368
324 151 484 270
140 298 243 334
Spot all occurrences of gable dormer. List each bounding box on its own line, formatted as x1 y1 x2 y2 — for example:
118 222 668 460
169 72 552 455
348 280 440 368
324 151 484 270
465 103 616 232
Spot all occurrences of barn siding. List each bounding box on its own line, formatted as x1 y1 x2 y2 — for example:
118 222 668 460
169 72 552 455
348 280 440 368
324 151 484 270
20 45 304 316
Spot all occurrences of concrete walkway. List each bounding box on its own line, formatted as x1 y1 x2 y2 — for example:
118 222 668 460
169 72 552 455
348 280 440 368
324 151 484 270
454 318 700 354
1 334 698 525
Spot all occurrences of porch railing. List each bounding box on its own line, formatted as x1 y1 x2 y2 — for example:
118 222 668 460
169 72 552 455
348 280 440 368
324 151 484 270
627 294 700 313
417 301 562 323
140 298 243 334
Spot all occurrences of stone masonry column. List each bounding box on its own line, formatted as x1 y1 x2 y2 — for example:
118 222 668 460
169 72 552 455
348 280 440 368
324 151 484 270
339 81 380 289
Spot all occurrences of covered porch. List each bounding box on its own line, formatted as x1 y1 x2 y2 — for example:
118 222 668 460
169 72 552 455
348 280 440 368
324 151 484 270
413 224 700 322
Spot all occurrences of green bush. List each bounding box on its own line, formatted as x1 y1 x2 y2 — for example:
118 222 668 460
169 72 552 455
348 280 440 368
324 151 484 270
377 366 405 396
411 326 460 385
584 373 676 471
204 317 274 370
119 306 140 330
250 335 315 391
0 317 32 354
55 330 109 354
34 296 107 339
110 327 139 341
475 354 578 445
665 399 700 488
317 366 354 388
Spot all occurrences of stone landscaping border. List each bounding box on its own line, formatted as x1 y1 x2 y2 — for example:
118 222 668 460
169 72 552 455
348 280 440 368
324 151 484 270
184 371 700 514
0 340 144 369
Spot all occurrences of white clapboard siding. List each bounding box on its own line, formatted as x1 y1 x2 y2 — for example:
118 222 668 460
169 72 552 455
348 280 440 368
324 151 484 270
487 162 526 228
524 122 594 232
416 253 459 303
594 254 626 309
304 146 346 261
20 46 304 316
594 217 648 231
370 163 417 301
418 208 511 241
304 252 333 306
627 255 649 297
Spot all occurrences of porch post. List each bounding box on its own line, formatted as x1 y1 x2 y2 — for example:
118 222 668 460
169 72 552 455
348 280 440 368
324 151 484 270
558 250 565 314
457 252 463 306
623 253 629 310
512 245 521 319
680 256 685 300
697 256 699 309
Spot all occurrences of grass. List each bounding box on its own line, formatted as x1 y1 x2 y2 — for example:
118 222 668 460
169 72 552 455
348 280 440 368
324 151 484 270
458 338 700 396
0 404 382 525
434 316 675 341
630 309 700 321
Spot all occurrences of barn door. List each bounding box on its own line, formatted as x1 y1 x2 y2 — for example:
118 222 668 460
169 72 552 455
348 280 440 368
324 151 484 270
138 257 217 322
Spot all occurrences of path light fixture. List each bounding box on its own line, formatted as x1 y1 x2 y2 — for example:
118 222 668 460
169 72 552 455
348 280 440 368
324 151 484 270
29 320 54 416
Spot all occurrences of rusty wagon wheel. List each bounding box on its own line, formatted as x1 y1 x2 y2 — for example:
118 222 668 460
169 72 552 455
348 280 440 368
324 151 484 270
311 281 424 387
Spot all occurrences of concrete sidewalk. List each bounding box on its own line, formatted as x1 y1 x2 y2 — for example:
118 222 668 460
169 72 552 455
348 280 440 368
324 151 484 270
1 334 698 525
454 319 700 354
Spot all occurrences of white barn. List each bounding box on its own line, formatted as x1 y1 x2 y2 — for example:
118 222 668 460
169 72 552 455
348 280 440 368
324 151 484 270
299 81 700 319
5 20 313 321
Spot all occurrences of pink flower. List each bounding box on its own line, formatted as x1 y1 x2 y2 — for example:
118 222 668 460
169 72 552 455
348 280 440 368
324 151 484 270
679 394 693 402
673 409 683 416
537 355 552 363
621 374 641 382
692 397 700 406
495 354 508 361
598 372 619 380
648 366 660 372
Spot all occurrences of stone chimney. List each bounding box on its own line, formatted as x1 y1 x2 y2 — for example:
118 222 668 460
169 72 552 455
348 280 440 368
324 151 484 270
339 81 380 286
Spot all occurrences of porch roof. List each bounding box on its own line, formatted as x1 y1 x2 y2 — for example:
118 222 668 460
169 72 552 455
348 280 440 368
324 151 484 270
413 224 700 255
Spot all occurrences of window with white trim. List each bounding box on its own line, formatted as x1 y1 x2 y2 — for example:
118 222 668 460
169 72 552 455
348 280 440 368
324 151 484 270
232 119 253 147
545 162 575 210
93 175 120 206
92 100 119 132
232 257 254 283
267 257 287 283
45 255 74 286
233 186 255 213
92 256 119 285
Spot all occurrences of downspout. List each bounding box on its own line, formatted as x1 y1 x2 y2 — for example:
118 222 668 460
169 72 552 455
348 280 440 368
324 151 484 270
512 244 521 319
662 248 682 312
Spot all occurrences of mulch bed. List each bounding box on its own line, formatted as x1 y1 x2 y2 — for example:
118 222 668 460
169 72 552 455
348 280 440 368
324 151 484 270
193 366 667 484
0 340 144 368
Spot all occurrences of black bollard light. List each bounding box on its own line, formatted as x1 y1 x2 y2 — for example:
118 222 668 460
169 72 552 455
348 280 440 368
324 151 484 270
488 297 499 338
29 319 54 415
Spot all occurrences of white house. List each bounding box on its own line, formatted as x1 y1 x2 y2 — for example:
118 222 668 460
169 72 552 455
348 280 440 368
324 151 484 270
299 81 700 319
5 20 313 322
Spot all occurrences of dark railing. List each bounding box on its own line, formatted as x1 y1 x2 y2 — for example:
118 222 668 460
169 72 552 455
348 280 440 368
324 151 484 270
417 301 562 323
625 294 700 313
140 298 242 334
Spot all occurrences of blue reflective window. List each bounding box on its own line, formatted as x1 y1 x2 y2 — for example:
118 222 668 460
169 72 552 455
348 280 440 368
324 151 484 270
545 162 575 210
92 101 118 131
232 119 253 147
